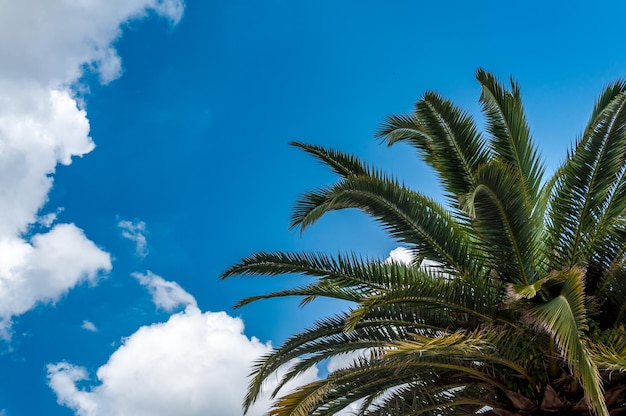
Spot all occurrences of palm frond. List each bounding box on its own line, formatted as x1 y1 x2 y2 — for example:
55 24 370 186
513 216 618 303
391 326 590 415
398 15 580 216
222 251 464 291
592 225 626 304
290 141 370 178
548 89 626 270
589 330 626 372
377 91 489 207
525 268 608 416
467 161 540 285
243 312 413 410
509 277 548 300
234 283 365 309
376 112 424 147
272 354 499 416
269 377 332 416
345 269 499 331
476 68 544 201
597 267 626 327
365 382 494 416
291 175 477 273
387 330 532 382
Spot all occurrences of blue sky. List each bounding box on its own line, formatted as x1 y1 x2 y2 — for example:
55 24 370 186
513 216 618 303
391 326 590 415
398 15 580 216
1 1 626 415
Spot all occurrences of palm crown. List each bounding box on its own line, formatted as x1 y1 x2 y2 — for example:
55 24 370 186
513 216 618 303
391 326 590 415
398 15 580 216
222 70 626 416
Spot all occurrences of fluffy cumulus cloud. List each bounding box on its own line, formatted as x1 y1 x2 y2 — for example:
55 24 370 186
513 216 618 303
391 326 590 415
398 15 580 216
0 0 183 335
0 0 184 86
42 243 432 415
0 224 111 337
47 280 320 416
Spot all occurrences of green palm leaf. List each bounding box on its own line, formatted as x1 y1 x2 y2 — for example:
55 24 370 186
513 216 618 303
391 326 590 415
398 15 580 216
290 141 370 178
526 268 607 416
476 68 544 201
386 330 531 382
344 268 498 332
291 175 476 273
548 88 626 270
242 311 417 410
589 330 626 372
377 91 488 207
467 161 540 285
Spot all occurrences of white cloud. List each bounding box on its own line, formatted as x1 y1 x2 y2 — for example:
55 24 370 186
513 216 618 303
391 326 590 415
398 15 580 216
386 247 414 265
152 0 185 25
47 273 381 415
0 86 93 238
133 271 196 312
38 208 64 228
47 363 99 415
48 306 319 416
82 321 98 332
0 0 183 335
0 224 111 338
421 258 443 270
0 0 184 86
324 352 371 415
326 350 370 373
386 247 448 275
118 220 148 258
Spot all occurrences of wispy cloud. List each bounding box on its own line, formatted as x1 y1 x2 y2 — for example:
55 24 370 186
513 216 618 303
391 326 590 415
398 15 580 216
81 320 97 332
133 271 196 312
118 220 148 258
37 208 64 228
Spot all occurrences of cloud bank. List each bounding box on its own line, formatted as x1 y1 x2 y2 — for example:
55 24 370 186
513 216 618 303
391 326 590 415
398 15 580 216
0 0 184 335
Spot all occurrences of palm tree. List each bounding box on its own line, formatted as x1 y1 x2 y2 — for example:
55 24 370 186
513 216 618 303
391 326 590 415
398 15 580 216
222 70 626 416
